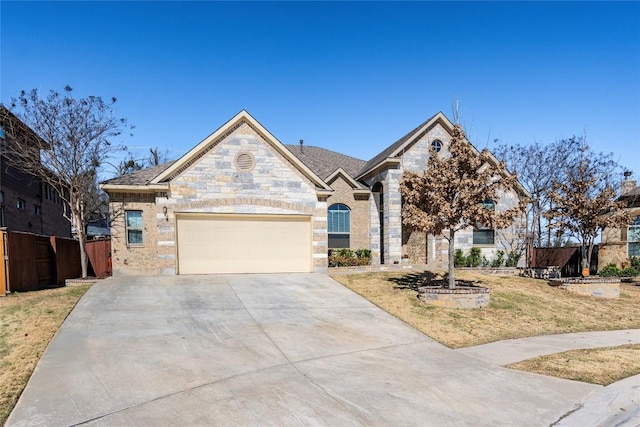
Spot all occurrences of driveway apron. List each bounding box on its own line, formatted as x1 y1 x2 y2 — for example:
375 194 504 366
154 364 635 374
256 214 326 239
7 274 598 426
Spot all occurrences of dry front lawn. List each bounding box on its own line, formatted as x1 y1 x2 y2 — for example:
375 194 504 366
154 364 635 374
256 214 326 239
332 270 640 349
508 344 640 385
0 285 91 425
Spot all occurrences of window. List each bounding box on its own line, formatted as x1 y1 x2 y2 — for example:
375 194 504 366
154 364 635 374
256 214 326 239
34 205 42 216
629 216 640 257
431 139 443 152
473 200 495 245
328 203 350 248
44 184 53 201
125 210 143 245
16 199 25 210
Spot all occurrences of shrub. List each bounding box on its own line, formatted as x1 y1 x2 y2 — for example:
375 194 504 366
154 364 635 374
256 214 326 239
454 249 466 267
490 250 505 267
505 251 520 267
620 267 639 277
467 247 483 268
630 257 640 270
355 249 372 259
599 263 621 277
328 248 371 267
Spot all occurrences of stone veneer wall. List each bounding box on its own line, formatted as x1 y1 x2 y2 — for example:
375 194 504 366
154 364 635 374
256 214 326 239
366 122 526 269
398 124 450 267
112 122 329 275
364 168 402 265
325 176 370 251
599 206 640 271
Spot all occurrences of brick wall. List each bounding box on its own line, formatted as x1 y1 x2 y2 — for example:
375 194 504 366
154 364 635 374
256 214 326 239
109 193 158 275
2 186 70 238
326 176 370 250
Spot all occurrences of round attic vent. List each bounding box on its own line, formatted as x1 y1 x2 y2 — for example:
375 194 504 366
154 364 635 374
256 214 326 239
235 152 255 172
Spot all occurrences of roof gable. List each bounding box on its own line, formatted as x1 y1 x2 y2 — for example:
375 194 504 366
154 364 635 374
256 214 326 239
150 110 331 191
325 168 368 191
359 112 452 178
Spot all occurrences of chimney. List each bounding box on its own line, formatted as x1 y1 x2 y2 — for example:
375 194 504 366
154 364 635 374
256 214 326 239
621 170 636 196
299 139 304 154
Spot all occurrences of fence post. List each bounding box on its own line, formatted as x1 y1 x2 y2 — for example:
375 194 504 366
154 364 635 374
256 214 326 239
0 228 7 296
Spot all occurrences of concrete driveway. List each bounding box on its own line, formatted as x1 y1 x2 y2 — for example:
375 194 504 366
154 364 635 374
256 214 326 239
8 274 598 426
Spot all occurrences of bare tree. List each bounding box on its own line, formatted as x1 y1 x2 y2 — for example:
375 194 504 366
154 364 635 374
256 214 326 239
495 138 583 249
1 86 131 278
546 141 629 273
114 146 169 176
401 124 523 289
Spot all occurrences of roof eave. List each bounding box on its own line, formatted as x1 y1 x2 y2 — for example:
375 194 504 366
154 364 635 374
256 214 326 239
100 183 169 193
357 158 402 180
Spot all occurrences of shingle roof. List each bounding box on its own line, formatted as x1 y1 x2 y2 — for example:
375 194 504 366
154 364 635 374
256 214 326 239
359 112 441 175
101 161 176 186
284 144 366 180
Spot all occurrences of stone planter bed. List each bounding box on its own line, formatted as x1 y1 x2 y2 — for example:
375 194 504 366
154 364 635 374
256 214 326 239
456 267 517 276
548 277 620 298
417 284 490 309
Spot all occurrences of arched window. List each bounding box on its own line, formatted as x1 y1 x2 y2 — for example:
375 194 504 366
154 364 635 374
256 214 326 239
473 200 495 245
328 203 350 248
431 139 443 152
629 216 640 257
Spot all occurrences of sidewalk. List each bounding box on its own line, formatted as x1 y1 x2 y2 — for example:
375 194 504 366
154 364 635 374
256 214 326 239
457 330 640 427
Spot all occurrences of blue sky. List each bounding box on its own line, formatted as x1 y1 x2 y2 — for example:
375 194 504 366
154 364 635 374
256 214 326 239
2 1 639 179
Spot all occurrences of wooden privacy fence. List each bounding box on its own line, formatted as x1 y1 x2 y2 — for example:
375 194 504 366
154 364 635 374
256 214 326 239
0 230 111 296
531 246 599 277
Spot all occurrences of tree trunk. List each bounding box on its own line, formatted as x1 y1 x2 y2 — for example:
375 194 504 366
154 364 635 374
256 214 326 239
448 229 456 290
73 211 89 279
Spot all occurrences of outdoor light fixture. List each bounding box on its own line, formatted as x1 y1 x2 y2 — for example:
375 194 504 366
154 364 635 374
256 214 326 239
162 206 168 220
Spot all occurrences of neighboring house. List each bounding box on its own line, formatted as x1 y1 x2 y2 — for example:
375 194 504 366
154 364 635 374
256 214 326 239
101 110 527 276
0 106 71 238
599 171 640 268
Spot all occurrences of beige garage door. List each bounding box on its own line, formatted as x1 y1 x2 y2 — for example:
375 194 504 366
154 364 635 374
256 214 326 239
176 214 312 274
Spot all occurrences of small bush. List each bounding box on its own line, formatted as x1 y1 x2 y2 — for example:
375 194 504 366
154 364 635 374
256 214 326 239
490 250 505 267
355 249 372 259
454 249 466 267
328 248 371 267
505 251 520 267
599 264 621 277
598 263 639 277
467 247 483 268
629 257 640 270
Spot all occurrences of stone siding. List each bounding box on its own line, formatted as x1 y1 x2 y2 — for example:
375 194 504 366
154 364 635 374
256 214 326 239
364 168 402 265
599 206 640 271
367 122 526 270
110 122 328 275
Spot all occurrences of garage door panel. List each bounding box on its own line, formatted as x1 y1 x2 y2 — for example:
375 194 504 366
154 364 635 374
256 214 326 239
177 214 312 274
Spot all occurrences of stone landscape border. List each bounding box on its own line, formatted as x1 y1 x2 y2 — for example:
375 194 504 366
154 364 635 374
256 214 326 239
417 285 491 309
548 277 621 298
